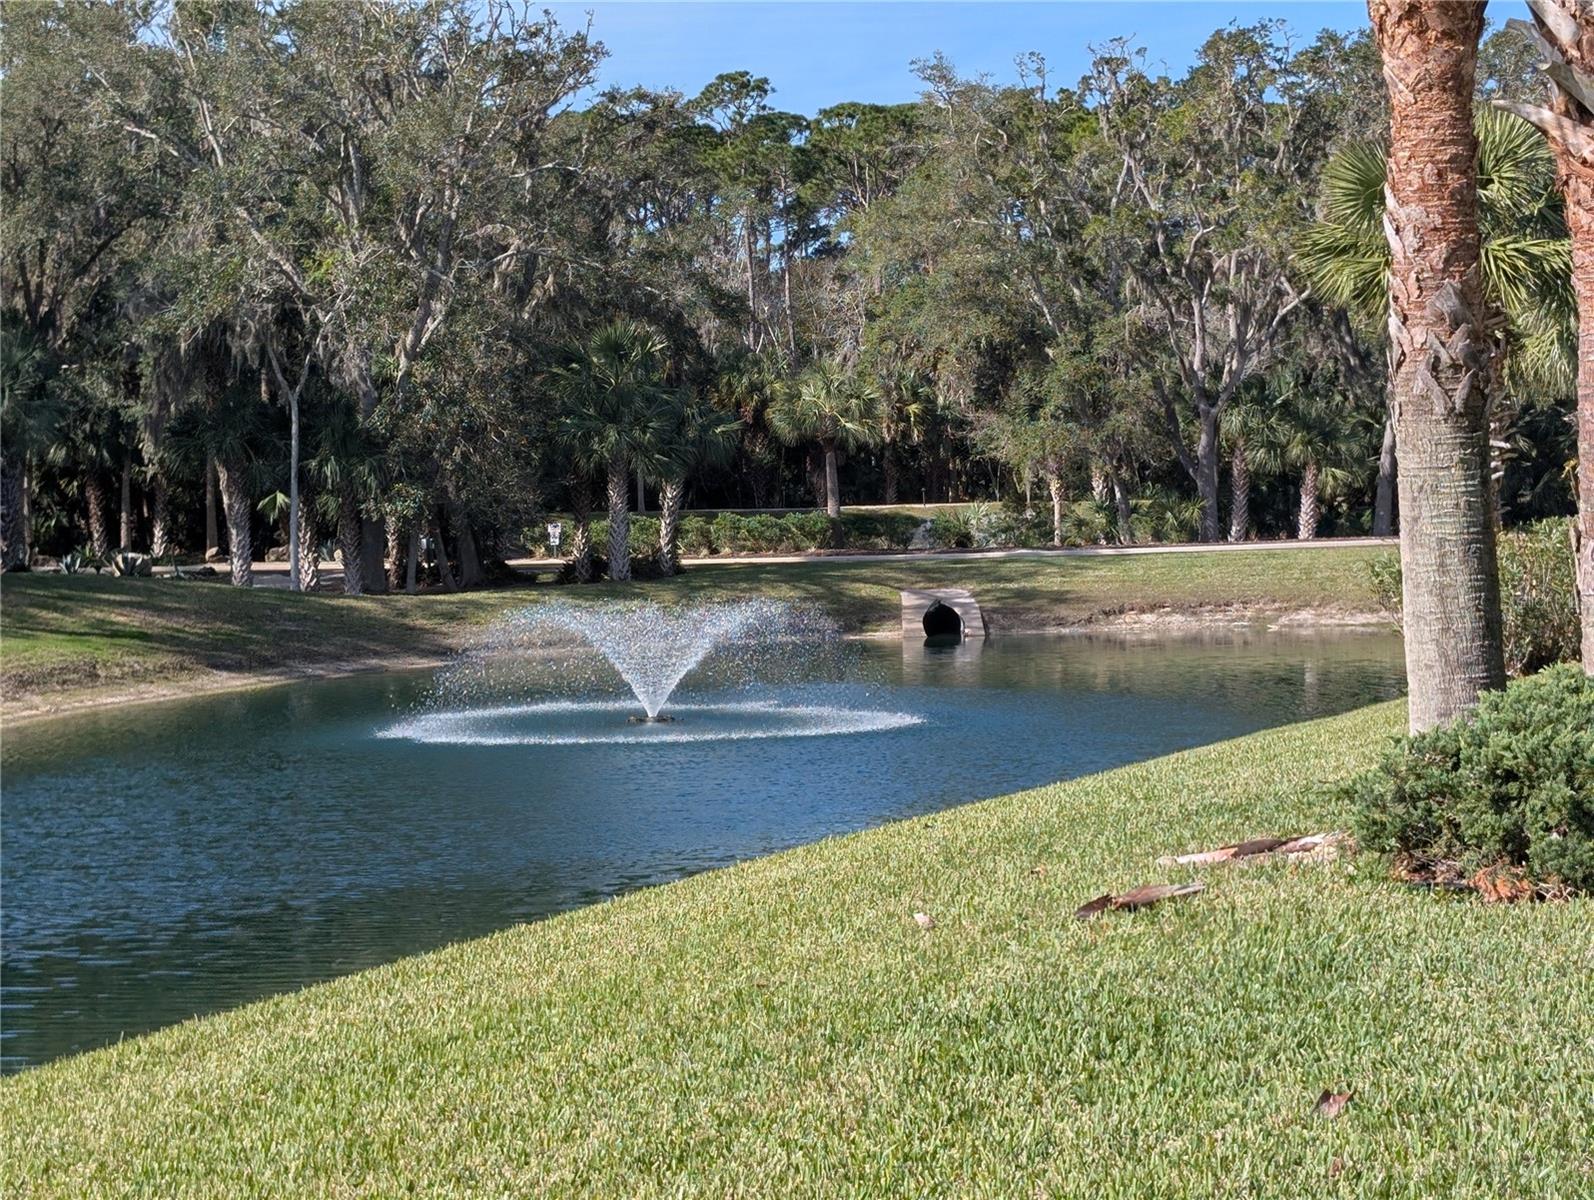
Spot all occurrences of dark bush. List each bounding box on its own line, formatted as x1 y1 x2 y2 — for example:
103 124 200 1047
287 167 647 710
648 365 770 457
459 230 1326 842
1341 665 1594 891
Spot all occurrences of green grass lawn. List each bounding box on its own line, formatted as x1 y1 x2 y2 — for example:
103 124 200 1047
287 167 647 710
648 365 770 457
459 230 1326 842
0 546 1386 704
4 702 1589 1198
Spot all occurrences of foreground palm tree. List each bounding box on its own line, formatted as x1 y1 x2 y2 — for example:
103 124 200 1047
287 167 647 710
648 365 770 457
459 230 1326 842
1491 0 1594 671
1367 0 1505 731
553 322 673 582
768 361 882 518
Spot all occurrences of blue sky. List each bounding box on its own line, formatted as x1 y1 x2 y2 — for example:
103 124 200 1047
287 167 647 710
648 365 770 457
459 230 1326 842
545 2 1383 113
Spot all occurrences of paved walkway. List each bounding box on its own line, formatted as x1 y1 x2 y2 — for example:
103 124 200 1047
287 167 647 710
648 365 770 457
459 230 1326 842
203 536 1396 587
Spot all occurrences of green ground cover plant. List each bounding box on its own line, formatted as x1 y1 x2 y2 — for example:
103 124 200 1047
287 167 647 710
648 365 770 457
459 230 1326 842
1345 665 1594 892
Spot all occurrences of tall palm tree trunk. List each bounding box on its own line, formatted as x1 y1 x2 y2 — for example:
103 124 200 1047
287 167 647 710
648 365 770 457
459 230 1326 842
1574 175 1594 670
0 455 26 571
1491 0 1594 670
1370 0 1504 731
882 440 899 505
1373 413 1397 536
1228 439 1251 542
405 527 419 594
658 476 685 576
297 491 320 591
569 478 594 583
204 456 221 561
214 455 253 587
150 475 170 559
821 439 841 518
337 491 364 596
385 519 404 592
1297 461 1322 540
119 456 133 550
1090 464 1109 505
85 473 111 558
1046 470 1065 547
607 455 631 581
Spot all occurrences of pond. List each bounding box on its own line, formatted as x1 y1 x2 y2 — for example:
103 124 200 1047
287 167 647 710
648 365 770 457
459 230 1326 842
0 629 1404 1072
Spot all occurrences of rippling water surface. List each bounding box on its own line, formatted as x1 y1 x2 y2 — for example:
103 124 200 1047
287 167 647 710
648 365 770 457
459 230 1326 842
1 630 1404 1071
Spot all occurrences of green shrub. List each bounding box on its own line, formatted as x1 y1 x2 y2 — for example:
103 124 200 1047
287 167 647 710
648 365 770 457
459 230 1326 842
1341 665 1594 891
837 511 921 550
678 514 716 557
784 512 835 551
1366 551 1403 627
1363 520 1579 673
742 514 785 551
1061 500 1113 547
1499 520 1580 674
709 512 745 553
628 515 660 553
989 507 1051 548
927 515 970 549
1130 490 1202 544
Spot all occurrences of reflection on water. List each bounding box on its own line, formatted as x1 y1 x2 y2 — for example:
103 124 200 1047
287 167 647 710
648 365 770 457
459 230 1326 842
0 630 1404 1071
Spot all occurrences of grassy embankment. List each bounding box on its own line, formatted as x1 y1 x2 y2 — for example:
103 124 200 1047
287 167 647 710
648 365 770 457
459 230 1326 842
0 545 1386 712
3 702 1590 1197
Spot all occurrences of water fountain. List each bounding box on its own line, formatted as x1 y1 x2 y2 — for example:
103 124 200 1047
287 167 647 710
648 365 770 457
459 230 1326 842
379 599 921 745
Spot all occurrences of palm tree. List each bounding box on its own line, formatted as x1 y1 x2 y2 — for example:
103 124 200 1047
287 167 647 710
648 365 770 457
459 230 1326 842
1248 388 1375 540
1219 382 1270 543
1490 0 1594 672
875 366 931 506
305 396 384 596
657 393 737 577
1298 108 1576 521
709 348 787 508
768 360 882 518
1363 0 1504 732
552 322 674 583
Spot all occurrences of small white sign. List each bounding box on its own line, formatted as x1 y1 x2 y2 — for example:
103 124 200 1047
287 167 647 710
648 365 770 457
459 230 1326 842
546 521 563 550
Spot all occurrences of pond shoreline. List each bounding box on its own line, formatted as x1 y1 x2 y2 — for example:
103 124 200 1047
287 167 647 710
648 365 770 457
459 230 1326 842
1 605 1390 727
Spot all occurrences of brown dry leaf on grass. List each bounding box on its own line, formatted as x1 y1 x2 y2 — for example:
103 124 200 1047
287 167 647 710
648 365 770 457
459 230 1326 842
1469 864 1539 904
1074 882 1206 921
1312 1089 1353 1119
1395 857 1573 903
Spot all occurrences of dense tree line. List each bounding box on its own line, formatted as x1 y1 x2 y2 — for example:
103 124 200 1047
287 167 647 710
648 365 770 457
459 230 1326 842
0 1 1582 602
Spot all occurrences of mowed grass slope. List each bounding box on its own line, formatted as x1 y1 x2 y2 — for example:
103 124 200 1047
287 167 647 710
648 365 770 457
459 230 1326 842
5 702 1590 1198
0 545 1384 700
